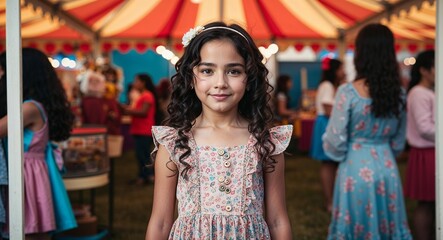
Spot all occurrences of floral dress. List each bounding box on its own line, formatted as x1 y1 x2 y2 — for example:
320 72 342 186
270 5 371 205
323 83 412 239
151 125 292 239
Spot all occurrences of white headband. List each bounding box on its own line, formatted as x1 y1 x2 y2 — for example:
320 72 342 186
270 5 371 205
182 26 249 47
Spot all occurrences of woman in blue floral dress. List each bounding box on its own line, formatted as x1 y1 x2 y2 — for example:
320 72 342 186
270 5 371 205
323 24 412 239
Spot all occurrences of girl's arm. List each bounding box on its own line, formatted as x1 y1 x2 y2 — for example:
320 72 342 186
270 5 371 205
0 102 43 137
145 145 178 239
264 153 292 239
124 102 150 117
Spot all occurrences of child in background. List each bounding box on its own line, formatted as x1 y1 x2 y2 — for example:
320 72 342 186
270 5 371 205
310 58 345 212
323 24 411 239
123 74 159 185
404 50 435 240
146 22 292 239
274 75 298 122
0 48 76 239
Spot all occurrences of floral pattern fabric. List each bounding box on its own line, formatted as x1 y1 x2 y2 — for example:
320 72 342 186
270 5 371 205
323 83 412 239
152 125 292 239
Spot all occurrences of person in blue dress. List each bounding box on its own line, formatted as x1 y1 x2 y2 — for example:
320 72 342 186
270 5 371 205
322 24 412 239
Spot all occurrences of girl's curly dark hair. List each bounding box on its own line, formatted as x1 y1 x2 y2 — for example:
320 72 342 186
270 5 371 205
0 48 74 141
354 24 404 118
166 22 275 179
408 50 434 92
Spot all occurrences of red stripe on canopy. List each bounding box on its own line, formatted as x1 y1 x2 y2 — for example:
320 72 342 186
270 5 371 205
319 0 375 23
170 1 199 39
243 0 271 39
157 0 186 37
69 0 125 25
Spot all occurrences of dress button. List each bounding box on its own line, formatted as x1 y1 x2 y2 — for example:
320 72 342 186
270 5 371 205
219 185 226 192
218 176 225 182
223 152 230 160
225 188 231 194
217 149 225 156
225 205 232 212
224 178 231 185
223 161 231 168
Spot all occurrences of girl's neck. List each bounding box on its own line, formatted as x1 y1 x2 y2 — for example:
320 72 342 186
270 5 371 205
418 80 434 90
194 113 248 129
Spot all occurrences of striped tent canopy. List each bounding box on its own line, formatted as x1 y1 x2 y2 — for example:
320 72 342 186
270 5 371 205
0 0 436 54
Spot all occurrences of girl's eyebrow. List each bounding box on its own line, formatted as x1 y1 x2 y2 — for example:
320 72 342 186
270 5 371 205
198 62 245 68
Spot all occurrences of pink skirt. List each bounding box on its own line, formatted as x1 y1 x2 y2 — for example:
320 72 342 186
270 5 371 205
404 147 435 201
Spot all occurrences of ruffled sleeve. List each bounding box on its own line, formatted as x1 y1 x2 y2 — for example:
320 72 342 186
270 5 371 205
151 126 178 164
269 125 293 156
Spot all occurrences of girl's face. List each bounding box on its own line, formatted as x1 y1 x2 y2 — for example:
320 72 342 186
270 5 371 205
335 65 346 84
193 39 247 114
421 66 435 87
133 77 144 91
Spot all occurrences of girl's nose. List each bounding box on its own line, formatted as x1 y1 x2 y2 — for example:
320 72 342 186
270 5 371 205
214 71 228 88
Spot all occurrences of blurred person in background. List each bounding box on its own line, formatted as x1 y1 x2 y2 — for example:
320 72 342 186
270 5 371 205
274 75 298 123
310 57 345 212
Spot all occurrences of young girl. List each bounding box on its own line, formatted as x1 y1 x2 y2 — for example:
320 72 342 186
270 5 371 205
274 75 298 122
123 73 159 185
146 22 293 239
310 58 345 212
323 24 411 239
404 49 435 240
0 48 76 239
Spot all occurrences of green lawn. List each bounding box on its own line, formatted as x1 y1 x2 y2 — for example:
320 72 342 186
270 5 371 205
67 146 415 240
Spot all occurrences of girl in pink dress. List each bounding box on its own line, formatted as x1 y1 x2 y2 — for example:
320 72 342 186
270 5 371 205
404 49 435 240
146 22 292 239
0 48 76 239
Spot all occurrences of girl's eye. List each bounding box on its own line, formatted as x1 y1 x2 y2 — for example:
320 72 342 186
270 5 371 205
200 69 213 75
227 69 244 76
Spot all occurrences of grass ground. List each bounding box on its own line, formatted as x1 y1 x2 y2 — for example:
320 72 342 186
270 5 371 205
69 143 415 240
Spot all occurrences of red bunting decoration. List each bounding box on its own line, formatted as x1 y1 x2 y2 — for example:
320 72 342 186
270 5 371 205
407 43 418 53
44 43 56 55
151 42 163 51
347 44 355 50
118 42 130 53
326 43 336 52
294 43 304 52
394 44 401 52
310 43 321 53
135 42 148 53
0 43 4 53
27 42 38 49
62 43 74 54
79 43 91 53
174 43 183 52
102 42 113 53
425 44 434 50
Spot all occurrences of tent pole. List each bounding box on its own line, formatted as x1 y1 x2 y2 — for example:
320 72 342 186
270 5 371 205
6 0 24 239
436 0 442 238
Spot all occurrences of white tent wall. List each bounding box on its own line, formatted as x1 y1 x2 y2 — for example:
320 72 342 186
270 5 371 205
6 0 24 239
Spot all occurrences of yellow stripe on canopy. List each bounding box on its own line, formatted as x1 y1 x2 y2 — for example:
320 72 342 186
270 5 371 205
100 0 161 37
21 17 60 38
223 0 247 28
408 7 435 26
62 0 96 10
387 23 424 40
195 0 220 26
346 0 383 11
308 0 347 29
280 0 337 37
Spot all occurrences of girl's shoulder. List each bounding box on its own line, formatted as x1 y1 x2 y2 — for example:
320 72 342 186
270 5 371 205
152 126 178 140
268 125 293 155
